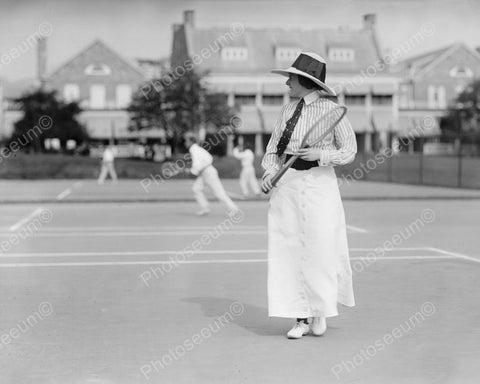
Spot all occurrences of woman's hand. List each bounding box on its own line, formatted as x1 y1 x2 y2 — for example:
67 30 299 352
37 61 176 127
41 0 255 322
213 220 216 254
261 174 274 194
294 148 321 161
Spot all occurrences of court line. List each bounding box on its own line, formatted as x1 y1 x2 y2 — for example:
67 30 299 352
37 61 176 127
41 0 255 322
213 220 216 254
428 247 480 264
0 226 365 236
0 230 267 237
8 207 44 232
0 225 367 231
19 225 267 231
56 188 72 200
0 255 459 268
0 249 267 258
57 181 84 201
0 229 363 237
346 225 368 233
0 247 434 258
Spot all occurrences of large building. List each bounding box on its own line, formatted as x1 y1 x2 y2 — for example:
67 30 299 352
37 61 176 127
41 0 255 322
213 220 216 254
1 39 168 151
46 39 146 142
392 43 480 151
171 10 399 154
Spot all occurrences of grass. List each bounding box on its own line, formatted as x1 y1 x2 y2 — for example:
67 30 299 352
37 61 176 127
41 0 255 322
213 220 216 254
0 153 253 180
1 152 479 189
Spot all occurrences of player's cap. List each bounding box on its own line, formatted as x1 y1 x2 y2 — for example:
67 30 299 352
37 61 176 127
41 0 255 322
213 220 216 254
271 52 336 96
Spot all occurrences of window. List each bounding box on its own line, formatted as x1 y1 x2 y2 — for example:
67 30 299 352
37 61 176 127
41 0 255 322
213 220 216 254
90 84 106 109
221 47 248 61
262 95 284 105
328 48 355 62
449 66 473 78
372 95 392 105
454 85 465 96
275 48 301 62
66 140 76 150
63 83 80 102
85 64 112 76
116 84 132 108
427 86 446 108
234 94 256 106
344 95 365 105
399 84 411 108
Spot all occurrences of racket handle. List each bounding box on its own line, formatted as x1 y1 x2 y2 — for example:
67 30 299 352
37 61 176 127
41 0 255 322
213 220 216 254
263 155 298 194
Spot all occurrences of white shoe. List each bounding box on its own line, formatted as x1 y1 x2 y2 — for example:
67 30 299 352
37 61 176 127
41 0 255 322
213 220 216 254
196 209 210 216
287 321 310 339
311 317 327 336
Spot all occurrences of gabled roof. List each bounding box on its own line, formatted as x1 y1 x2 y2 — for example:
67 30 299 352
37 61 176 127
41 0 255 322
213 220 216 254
184 26 384 75
392 42 480 78
48 39 145 79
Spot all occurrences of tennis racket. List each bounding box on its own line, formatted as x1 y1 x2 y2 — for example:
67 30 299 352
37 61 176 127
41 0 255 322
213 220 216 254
263 105 347 193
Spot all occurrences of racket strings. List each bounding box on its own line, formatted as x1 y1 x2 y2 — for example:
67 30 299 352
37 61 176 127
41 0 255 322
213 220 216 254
304 107 344 149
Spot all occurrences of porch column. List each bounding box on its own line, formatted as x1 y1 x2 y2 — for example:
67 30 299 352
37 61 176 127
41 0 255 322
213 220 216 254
254 133 263 156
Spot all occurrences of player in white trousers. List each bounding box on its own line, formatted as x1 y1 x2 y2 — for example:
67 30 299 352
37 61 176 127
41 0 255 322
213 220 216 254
184 133 240 216
97 145 118 185
233 144 261 197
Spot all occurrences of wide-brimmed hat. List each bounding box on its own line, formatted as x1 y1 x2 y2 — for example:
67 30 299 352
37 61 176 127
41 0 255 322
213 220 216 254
271 52 336 96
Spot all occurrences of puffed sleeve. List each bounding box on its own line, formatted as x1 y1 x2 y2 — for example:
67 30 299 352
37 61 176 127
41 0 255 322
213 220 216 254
318 114 357 166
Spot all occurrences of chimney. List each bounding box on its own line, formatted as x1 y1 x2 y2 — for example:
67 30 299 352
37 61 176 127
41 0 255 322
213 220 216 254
184 10 195 28
363 14 376 29
37 36 47 88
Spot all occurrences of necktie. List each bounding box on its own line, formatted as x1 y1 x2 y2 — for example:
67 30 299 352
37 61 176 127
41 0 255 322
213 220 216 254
276 98 304 156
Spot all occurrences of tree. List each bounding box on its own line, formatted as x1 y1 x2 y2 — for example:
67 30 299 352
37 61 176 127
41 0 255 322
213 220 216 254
442 80 480 147
11 90 87 152
128 70 236 153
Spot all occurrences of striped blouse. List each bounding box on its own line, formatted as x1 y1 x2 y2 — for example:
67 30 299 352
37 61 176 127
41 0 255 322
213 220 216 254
261 91 357 176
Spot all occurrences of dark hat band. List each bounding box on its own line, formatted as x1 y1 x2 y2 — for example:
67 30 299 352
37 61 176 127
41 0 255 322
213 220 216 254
291 54 326 83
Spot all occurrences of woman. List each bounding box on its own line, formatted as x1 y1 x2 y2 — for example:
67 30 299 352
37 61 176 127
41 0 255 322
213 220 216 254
261 52 356 339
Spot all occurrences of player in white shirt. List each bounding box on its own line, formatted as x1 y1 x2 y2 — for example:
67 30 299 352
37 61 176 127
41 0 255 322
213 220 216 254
184 133 239 216
233 144 261 197
97 145 118 185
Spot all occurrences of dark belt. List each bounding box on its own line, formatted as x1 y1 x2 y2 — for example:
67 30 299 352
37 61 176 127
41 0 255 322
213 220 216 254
285 154 319 171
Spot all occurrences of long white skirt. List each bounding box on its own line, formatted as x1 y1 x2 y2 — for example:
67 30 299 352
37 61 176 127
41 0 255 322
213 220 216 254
268 166 355 318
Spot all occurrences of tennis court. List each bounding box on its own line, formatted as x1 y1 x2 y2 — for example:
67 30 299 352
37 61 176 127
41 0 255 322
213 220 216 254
0 180 479 384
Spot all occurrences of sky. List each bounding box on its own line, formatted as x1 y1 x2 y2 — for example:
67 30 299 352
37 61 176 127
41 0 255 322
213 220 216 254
1 0 480 82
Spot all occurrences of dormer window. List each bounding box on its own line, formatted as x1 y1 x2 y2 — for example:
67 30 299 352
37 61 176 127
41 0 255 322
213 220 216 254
221 47 248 61
276 47 301 62
328 48 355 62
85 64 112 76
449 66 473 78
